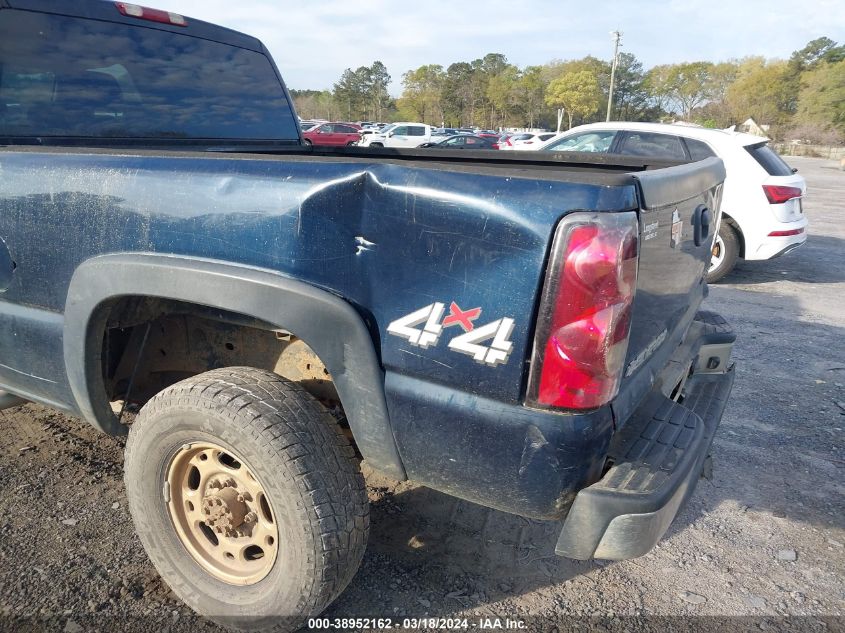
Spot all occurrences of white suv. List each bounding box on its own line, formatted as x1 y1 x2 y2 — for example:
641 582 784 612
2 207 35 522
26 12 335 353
357 122 433 148
538 122 808 282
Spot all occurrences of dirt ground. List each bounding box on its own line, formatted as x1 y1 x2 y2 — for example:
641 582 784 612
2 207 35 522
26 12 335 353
0 157 842 633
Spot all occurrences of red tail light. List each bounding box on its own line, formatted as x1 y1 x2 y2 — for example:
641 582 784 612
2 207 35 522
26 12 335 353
527 212 639 411
763 185 801 204
491 143 500 150
768 228 805 237
116 2 188 26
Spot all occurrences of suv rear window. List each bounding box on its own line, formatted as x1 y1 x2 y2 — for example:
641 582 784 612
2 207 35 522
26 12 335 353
685 138 716 161
618 131 686 160
746 143 794 176
0 9 298 141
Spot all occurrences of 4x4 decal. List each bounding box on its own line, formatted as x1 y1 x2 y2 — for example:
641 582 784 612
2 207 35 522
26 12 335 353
387 302 515 366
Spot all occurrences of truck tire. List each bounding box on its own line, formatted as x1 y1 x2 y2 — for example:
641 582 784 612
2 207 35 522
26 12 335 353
124 367 368 632
706 223 740 283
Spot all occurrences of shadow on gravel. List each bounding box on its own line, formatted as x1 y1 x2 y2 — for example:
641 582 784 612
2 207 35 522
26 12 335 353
715 235 845 285
325 481 598 621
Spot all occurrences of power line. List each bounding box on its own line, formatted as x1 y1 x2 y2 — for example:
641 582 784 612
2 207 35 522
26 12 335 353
607 30 623 122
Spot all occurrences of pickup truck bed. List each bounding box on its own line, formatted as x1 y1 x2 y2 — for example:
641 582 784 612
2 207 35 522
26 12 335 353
0 145 724 516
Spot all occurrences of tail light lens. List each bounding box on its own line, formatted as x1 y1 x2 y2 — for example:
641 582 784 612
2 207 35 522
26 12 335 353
763 185 802 204
527 212 639 411
768 228 805 237
491 143 500 150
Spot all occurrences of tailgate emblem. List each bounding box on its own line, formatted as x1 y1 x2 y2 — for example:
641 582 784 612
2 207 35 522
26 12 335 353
625 329 667 377
670 209 683 248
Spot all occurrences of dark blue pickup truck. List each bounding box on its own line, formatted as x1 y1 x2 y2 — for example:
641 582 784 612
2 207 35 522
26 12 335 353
0 1 736 629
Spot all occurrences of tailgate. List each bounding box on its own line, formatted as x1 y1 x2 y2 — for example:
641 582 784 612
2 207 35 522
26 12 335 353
613 157 726 419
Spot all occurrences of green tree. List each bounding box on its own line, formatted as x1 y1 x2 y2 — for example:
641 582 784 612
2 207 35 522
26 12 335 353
784 37 845 114
331 62 394 121
609 53 656 120
442 62 477 126
545 71 602 130
400 64 446 123
643 64 676 116
486 65 522 128
665 61 715 118
789 37 845 71
724 58 792 125
290 89 338 121
795 59 845 133
520 66 546 128
368 61 391 121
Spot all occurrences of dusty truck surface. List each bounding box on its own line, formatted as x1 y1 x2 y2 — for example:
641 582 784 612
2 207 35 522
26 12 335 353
0 1 736 630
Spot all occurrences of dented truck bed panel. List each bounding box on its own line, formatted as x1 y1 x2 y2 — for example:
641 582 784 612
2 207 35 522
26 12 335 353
0 148 638 409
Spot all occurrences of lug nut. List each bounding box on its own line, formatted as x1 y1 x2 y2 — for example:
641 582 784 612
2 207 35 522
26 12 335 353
209 480 222 489
244 511 257 523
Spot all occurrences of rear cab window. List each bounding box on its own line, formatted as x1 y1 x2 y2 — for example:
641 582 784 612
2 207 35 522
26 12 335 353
0 8 299 144
746 143 794 176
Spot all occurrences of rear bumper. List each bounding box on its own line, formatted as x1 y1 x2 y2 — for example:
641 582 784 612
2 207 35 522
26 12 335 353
555 318 735 560
747 216 808 260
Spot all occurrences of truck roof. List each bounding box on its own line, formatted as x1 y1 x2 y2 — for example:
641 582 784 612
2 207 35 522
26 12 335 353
3 0 262 51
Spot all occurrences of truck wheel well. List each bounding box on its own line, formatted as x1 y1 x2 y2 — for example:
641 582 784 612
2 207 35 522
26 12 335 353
99 296 345 429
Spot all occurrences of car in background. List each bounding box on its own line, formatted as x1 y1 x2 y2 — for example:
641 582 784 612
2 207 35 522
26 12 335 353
300 120 324 132
498 132 556 150
538 122 808 282
357 122 434 148
417 135 499 150
302 122 362 146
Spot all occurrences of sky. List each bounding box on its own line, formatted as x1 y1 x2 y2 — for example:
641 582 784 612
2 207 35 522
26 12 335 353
156 0 845 95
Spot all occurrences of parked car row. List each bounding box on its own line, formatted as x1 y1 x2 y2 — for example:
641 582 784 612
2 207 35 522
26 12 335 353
298 119 560 153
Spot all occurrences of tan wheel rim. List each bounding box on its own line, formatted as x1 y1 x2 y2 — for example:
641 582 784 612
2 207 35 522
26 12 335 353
166 442 279 585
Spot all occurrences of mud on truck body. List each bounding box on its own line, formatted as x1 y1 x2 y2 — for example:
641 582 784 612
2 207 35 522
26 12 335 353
0 1 735 629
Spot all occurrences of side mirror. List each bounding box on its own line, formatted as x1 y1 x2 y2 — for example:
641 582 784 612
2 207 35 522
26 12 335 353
387 131 394 138
792 167 798 173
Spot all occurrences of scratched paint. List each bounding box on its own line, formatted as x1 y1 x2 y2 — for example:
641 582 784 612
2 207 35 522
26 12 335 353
0 148 638 405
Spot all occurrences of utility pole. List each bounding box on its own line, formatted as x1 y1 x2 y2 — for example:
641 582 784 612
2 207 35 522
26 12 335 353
606 30 622 122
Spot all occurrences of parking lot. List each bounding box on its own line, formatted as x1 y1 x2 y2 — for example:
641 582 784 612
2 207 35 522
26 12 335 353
0 156 842 632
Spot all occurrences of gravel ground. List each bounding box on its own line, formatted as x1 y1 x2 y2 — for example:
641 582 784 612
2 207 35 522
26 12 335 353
0 157 843 633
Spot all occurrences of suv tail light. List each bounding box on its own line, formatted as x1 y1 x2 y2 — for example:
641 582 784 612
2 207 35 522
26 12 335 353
763 184 801 204
116 2 188 26
527 212 639 411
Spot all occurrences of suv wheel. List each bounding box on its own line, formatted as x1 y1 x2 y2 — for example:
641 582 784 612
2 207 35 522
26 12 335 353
124 367 368 632
706 223 740 283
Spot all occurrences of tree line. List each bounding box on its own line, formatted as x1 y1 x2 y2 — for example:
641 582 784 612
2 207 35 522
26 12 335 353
290 37 845 143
